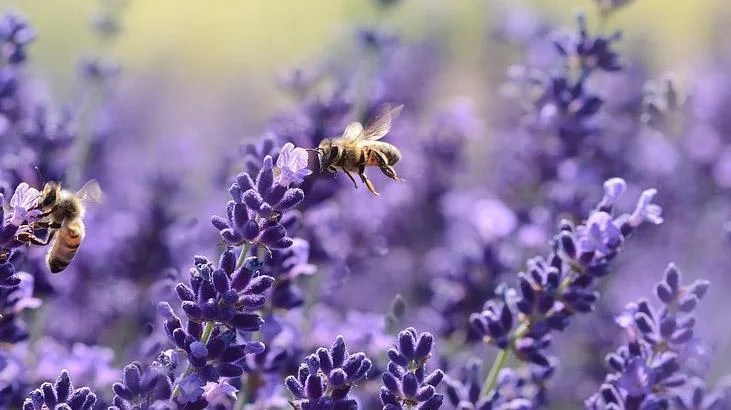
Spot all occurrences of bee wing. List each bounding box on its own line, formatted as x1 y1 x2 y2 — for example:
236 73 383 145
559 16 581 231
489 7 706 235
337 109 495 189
342 121 364 141
75 179 105 207
356 104 404 141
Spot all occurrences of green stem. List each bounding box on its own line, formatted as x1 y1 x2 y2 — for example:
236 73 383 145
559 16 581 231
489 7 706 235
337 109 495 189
480 348 511 399
171 320 215 398
171 239 252 400
229 241 255 409
236 242 253 270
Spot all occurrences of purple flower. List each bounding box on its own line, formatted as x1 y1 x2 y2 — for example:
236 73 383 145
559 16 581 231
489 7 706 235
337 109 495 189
276 142 312 187
8 182 41 227
576 211 622 256
178 373 206 404
628 188 664 227
22 369 97 410
285 335 371 409
600 177 627 208
203 381 238 403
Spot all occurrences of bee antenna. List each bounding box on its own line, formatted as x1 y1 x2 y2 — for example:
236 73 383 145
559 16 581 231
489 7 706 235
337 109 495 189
34 166 44 186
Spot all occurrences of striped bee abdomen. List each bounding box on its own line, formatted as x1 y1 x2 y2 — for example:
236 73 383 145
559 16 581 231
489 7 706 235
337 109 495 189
46 218 85 273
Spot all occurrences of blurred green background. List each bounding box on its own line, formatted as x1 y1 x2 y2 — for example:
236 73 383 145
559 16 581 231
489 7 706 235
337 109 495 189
1 0 724 90
0 0 727 144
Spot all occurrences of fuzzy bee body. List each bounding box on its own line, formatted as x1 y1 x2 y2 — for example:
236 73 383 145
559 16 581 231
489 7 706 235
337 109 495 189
315 104 405 195
24 180 103 273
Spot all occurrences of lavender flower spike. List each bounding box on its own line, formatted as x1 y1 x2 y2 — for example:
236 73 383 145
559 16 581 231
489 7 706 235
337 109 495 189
23 369 97 410
276 142 312 187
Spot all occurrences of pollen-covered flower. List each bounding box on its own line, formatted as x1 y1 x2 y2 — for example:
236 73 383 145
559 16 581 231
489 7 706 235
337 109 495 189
276 142 312 187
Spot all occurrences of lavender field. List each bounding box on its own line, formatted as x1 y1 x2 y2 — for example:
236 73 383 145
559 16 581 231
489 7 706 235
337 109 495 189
1 0 731 409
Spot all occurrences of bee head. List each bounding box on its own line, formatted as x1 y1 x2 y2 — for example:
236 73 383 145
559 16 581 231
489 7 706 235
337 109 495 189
314 139 339 173
38 182 61 210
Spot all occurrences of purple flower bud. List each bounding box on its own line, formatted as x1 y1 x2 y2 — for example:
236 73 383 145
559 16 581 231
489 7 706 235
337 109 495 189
331 336 347 367
55 370 72 402
228 183 243 203
258 224 286 246
277 188 305 211
176 283 196 302
305 374 323 400
655 283 674 305
317 348 333 373
342 353 365 377
285 376 305 399
211 216 229 231
678 295 699 312
398 330 416 360
329 369 348 387
415 385 435 401
387 348 408 367
232 203 249 229
423 369 444 387
122 363 141 394
220 228 243 244
665 264 680 292
211 269 230 294
382 372 400 393
688 280 710 300
230 312 264 331
243 190 264 213
230 265 253 291
414 333 434 361
236 173 255 191
395 374 417 400
242 219 260 241
181 302 203 320
244 275 274 295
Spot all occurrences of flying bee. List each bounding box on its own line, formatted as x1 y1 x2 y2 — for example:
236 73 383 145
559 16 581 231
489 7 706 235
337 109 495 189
17 179 103 273
312 104 405 196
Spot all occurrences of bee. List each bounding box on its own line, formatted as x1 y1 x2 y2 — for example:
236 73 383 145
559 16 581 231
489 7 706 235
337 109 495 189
18 179 103 273
313 104 405 196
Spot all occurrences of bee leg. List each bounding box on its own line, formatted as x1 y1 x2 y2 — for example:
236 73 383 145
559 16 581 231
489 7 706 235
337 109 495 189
17 230 55 246
373 151 405 181
343 170 359 189
32 220 62 230
358 165 380 196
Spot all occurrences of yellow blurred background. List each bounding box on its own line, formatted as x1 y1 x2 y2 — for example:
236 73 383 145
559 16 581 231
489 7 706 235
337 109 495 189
1 0 724 90
0 0 727 147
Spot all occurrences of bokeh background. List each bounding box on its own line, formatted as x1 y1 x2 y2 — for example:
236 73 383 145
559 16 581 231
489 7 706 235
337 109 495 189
3 0 731 408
